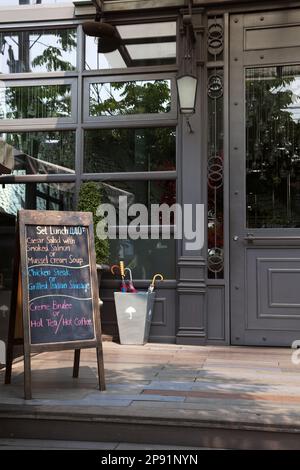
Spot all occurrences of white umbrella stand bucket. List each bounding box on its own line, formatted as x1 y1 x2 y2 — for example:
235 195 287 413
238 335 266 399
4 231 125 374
114 292 156 345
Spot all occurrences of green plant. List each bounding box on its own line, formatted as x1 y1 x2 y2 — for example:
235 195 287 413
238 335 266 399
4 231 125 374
78 182 109 264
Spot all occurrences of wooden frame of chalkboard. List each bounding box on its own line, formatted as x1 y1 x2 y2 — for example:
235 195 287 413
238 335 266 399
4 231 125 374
5 210 105 399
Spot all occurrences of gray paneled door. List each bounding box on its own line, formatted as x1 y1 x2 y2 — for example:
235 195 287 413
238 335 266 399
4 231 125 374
230 9 300 346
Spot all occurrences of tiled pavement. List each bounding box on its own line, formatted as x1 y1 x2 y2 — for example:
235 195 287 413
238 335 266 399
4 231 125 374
0 342 300 448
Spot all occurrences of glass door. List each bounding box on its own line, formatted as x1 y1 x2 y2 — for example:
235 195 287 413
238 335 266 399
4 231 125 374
246 66 300 230
230 14 300 346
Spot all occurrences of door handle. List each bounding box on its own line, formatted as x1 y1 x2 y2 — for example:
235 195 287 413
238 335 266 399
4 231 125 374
233 235 239 241
245 232 255 241
245 235 300 241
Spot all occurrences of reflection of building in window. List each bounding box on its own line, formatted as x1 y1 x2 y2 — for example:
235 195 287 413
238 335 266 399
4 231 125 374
85 22 176 71
0 138 13 173
0 182 75 217
0 132 75 175
0 184 25 216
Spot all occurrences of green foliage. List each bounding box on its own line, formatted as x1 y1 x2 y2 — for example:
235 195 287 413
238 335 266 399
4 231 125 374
31 29 76 72
3 84 71 120
84 127 176 174
78 182 110 264
89 80 171 117
0 29 76 120
246 66 300 227
32 46 75 72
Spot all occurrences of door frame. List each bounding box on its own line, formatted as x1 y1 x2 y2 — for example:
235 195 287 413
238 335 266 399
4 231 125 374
229 8 300 345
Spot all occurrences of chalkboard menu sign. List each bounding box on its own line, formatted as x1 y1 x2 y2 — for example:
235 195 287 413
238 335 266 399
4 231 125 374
5 210 105 399
27 224 95 345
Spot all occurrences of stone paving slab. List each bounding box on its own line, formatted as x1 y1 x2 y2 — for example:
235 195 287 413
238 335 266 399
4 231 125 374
1 402 299 431
143 380 300 394
195 371 300 384
1 343 300 442
143 381 195 391
0 405 290 434
129 399 300 413
142 388 300 404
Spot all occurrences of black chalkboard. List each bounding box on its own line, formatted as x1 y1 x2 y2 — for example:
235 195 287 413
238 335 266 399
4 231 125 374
26 224 95 345
5 210 105 399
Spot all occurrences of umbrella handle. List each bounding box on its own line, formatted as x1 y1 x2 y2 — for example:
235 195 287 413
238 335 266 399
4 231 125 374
124 268 137 293
111 264 120 276
119 261 125 278
124 267 133 282
148 273 164 292
151 273 164 286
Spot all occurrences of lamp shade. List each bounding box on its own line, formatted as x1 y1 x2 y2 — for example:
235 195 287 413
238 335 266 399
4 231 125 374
82 21 121 53
82 21 116 38
176 74 198 114
98 35 121 53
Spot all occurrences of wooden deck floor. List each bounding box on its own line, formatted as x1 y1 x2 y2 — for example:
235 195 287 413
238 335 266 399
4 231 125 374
0 343 300 449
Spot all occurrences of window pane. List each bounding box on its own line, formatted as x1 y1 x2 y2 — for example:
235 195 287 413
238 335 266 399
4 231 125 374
0 83 72 119
0 131 75 175
101 181 176 214
208 69 224 279
78 180 176 279
89 80 171 117
246 65 300 228
0 182 75 218
0 29 77 74
108 238 176 279
118 22 176 40
79 181 176 225
85 22 176 71
84 128 176 173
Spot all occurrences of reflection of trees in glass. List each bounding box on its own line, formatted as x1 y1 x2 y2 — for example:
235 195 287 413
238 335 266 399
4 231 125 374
0 29 76 119
0 28 76 173
89 80 171 116
1 84 71 119
246 66 300 228
31 29 76 72
0 28 76 73
84 127 176 174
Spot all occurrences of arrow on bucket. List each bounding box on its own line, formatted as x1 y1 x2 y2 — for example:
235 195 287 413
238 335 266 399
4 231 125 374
125 306 136 320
